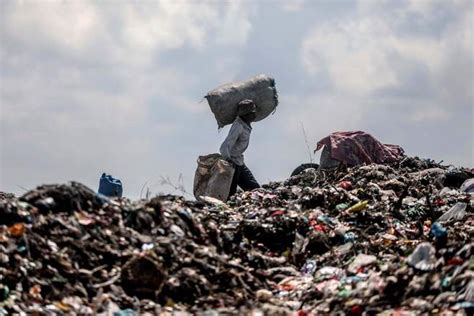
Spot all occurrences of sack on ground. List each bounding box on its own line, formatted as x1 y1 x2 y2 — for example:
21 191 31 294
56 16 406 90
193 153 235 201
205 74 278 128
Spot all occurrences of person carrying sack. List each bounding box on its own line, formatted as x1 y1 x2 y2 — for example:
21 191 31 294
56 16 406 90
220 99 261 197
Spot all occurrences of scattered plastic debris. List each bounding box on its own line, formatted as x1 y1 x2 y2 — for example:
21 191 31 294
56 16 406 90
0 157 472 314
407 242 437 271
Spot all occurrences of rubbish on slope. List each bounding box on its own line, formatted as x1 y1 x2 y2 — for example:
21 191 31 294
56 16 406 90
1 156 472 314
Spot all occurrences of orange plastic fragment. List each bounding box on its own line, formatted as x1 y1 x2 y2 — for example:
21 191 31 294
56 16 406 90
8 223 25 237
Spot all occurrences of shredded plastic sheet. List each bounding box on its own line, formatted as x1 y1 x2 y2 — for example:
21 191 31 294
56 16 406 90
316 131 405 167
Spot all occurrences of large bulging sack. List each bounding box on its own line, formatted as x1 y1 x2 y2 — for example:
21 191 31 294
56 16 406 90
193 153 235 202
205 74 278 128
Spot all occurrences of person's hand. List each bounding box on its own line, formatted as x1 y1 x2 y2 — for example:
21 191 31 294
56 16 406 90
223 157 234 165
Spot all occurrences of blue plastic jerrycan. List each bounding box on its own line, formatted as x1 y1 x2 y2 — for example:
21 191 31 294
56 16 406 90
98 173 123 197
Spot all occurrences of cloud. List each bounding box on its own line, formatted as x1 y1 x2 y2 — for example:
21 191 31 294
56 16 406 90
1 1 253 65
0 1 253 195
280 0 306 12
410 107 451 122
301 0 473 113
302 17 399 94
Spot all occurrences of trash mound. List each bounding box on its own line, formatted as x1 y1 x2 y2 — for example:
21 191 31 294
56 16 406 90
1 157 473 315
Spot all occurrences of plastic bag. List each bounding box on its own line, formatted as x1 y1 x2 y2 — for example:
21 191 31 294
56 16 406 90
460 178 474 195
407 242 436 271
436 202 468 223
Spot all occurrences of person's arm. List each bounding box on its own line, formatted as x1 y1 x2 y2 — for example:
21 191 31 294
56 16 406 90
220 122 241 161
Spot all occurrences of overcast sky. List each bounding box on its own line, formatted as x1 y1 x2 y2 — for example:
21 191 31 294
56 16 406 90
1 0 473 198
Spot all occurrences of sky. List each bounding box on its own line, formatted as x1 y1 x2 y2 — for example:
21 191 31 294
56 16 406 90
1 0 473 199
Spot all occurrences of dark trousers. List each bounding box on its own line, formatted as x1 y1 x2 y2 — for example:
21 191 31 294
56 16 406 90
229 164 260 197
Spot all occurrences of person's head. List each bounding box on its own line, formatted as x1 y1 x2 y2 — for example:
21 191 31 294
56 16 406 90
237 99 257 123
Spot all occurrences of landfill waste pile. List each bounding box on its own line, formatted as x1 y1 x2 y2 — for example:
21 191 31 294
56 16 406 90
1 157 473 315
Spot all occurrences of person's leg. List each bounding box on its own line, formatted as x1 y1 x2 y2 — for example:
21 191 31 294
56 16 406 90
238 164 260 191
228 164 242 197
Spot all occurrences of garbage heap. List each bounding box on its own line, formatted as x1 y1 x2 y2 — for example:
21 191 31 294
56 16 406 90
1 157 473 315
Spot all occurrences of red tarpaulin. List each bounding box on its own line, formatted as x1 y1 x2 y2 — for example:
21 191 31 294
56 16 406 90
315 131 404 166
